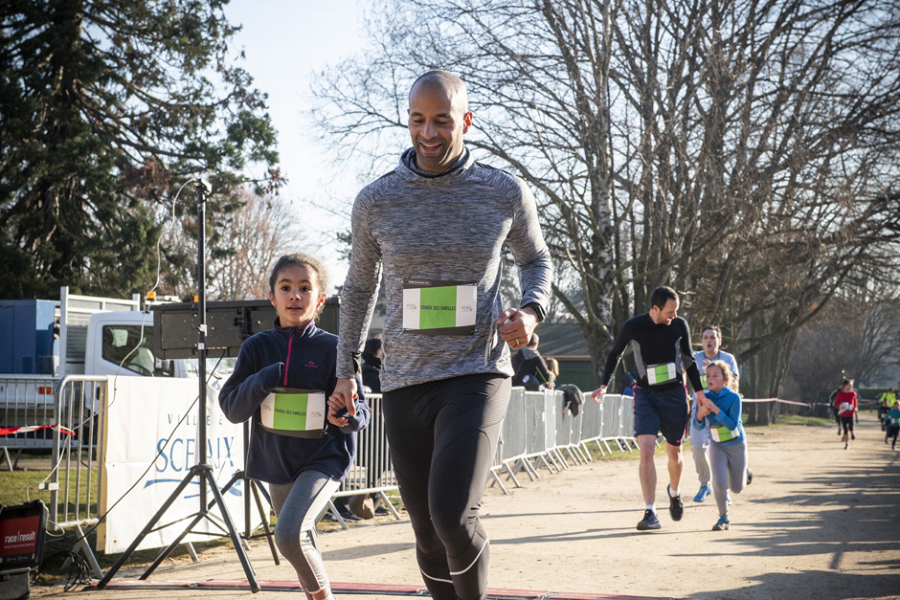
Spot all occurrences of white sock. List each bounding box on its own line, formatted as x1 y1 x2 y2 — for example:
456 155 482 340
668 485 680 498
646 504 655 512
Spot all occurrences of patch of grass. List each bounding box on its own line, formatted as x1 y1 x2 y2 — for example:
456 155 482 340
0 469 54 506
0 465 100 522
586 439 670 462
771 414 837 427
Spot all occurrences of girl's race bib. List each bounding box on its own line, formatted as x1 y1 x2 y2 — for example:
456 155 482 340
260 388 326 438
711 424 740 443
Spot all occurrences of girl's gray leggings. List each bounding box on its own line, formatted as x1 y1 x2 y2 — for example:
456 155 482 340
269 471 340 600
709 440 748 518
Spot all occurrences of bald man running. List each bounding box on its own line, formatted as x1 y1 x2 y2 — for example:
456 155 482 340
330 70 552 600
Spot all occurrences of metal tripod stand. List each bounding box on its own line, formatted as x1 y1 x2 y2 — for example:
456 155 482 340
97 180 261 592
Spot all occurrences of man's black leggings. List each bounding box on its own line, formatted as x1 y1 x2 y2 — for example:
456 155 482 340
383 373 510 600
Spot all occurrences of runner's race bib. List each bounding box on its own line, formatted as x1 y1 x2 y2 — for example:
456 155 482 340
711 425 740 443
646 362 677 386
260 388 326 438
838 402 851 413
402 280 477 336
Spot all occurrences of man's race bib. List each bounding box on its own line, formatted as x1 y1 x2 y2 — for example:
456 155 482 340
402 280 477 336
260 388 326 438
711 425 740 443
646 362 677 386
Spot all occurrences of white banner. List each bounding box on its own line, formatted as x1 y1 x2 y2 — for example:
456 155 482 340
98 378 256 553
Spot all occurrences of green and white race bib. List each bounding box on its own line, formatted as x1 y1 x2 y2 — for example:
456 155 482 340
711 425 739 443
402 280 477 336
260 388 326 438
646 362 677 386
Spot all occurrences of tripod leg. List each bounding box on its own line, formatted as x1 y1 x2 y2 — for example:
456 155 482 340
204 468 261 592
144 467 251 578
250 479 280 565
211 471 245 547
141 462 235 578
244 472 252 540
140 509 208 579
96 472 197 589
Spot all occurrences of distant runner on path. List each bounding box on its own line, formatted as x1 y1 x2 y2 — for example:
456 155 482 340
591 286 706 531
834 379 858 450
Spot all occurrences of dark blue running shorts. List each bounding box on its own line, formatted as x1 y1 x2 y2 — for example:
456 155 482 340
633 385 690 445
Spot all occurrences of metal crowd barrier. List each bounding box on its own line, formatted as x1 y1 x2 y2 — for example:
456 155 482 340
0 375 107 575
325 393 403 528
0 375 59 469
326 388 640 524
491 391 637 493
50 376 106 576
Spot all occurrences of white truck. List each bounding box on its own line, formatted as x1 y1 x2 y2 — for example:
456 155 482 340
0 287 238 467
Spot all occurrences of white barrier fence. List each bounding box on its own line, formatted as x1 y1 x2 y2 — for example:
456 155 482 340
327 389 636 527
3 380 638 564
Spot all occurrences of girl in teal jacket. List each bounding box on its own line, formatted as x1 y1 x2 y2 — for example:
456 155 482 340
696 360 748 531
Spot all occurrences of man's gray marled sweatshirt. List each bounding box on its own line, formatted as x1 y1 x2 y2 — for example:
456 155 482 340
337 147 553 392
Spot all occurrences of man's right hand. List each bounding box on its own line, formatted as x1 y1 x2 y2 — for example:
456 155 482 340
591 385 607 403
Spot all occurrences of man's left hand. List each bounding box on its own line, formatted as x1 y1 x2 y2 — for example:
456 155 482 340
497 306 539 350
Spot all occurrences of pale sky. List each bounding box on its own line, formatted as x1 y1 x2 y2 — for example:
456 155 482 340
223 1 371 291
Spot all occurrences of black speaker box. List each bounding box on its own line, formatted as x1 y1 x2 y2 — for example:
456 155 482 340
150 298 339 359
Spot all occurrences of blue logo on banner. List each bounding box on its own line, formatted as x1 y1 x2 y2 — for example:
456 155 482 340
148 433 239 499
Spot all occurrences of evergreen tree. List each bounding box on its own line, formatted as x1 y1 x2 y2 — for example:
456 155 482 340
0 0 282 298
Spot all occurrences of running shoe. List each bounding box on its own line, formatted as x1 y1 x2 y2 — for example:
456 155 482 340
851 432 856 440
746 469 753 485
668 485 684 521
339 511 363 523
712 516 730 531
844 443 849 450
636 509 661 531
693 485 712 502
374 506 391 516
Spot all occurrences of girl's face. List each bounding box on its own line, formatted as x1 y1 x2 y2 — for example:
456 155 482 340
843 382 853 392
706 365 727 393
268 264 324 329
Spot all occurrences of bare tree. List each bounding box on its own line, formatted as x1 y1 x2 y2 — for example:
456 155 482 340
784 291 900 414
311 0 900 412
156 189 316 301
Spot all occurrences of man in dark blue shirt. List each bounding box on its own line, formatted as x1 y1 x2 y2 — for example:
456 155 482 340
592 286 707 531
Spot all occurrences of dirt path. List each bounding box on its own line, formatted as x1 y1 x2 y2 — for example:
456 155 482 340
31 416 900 600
